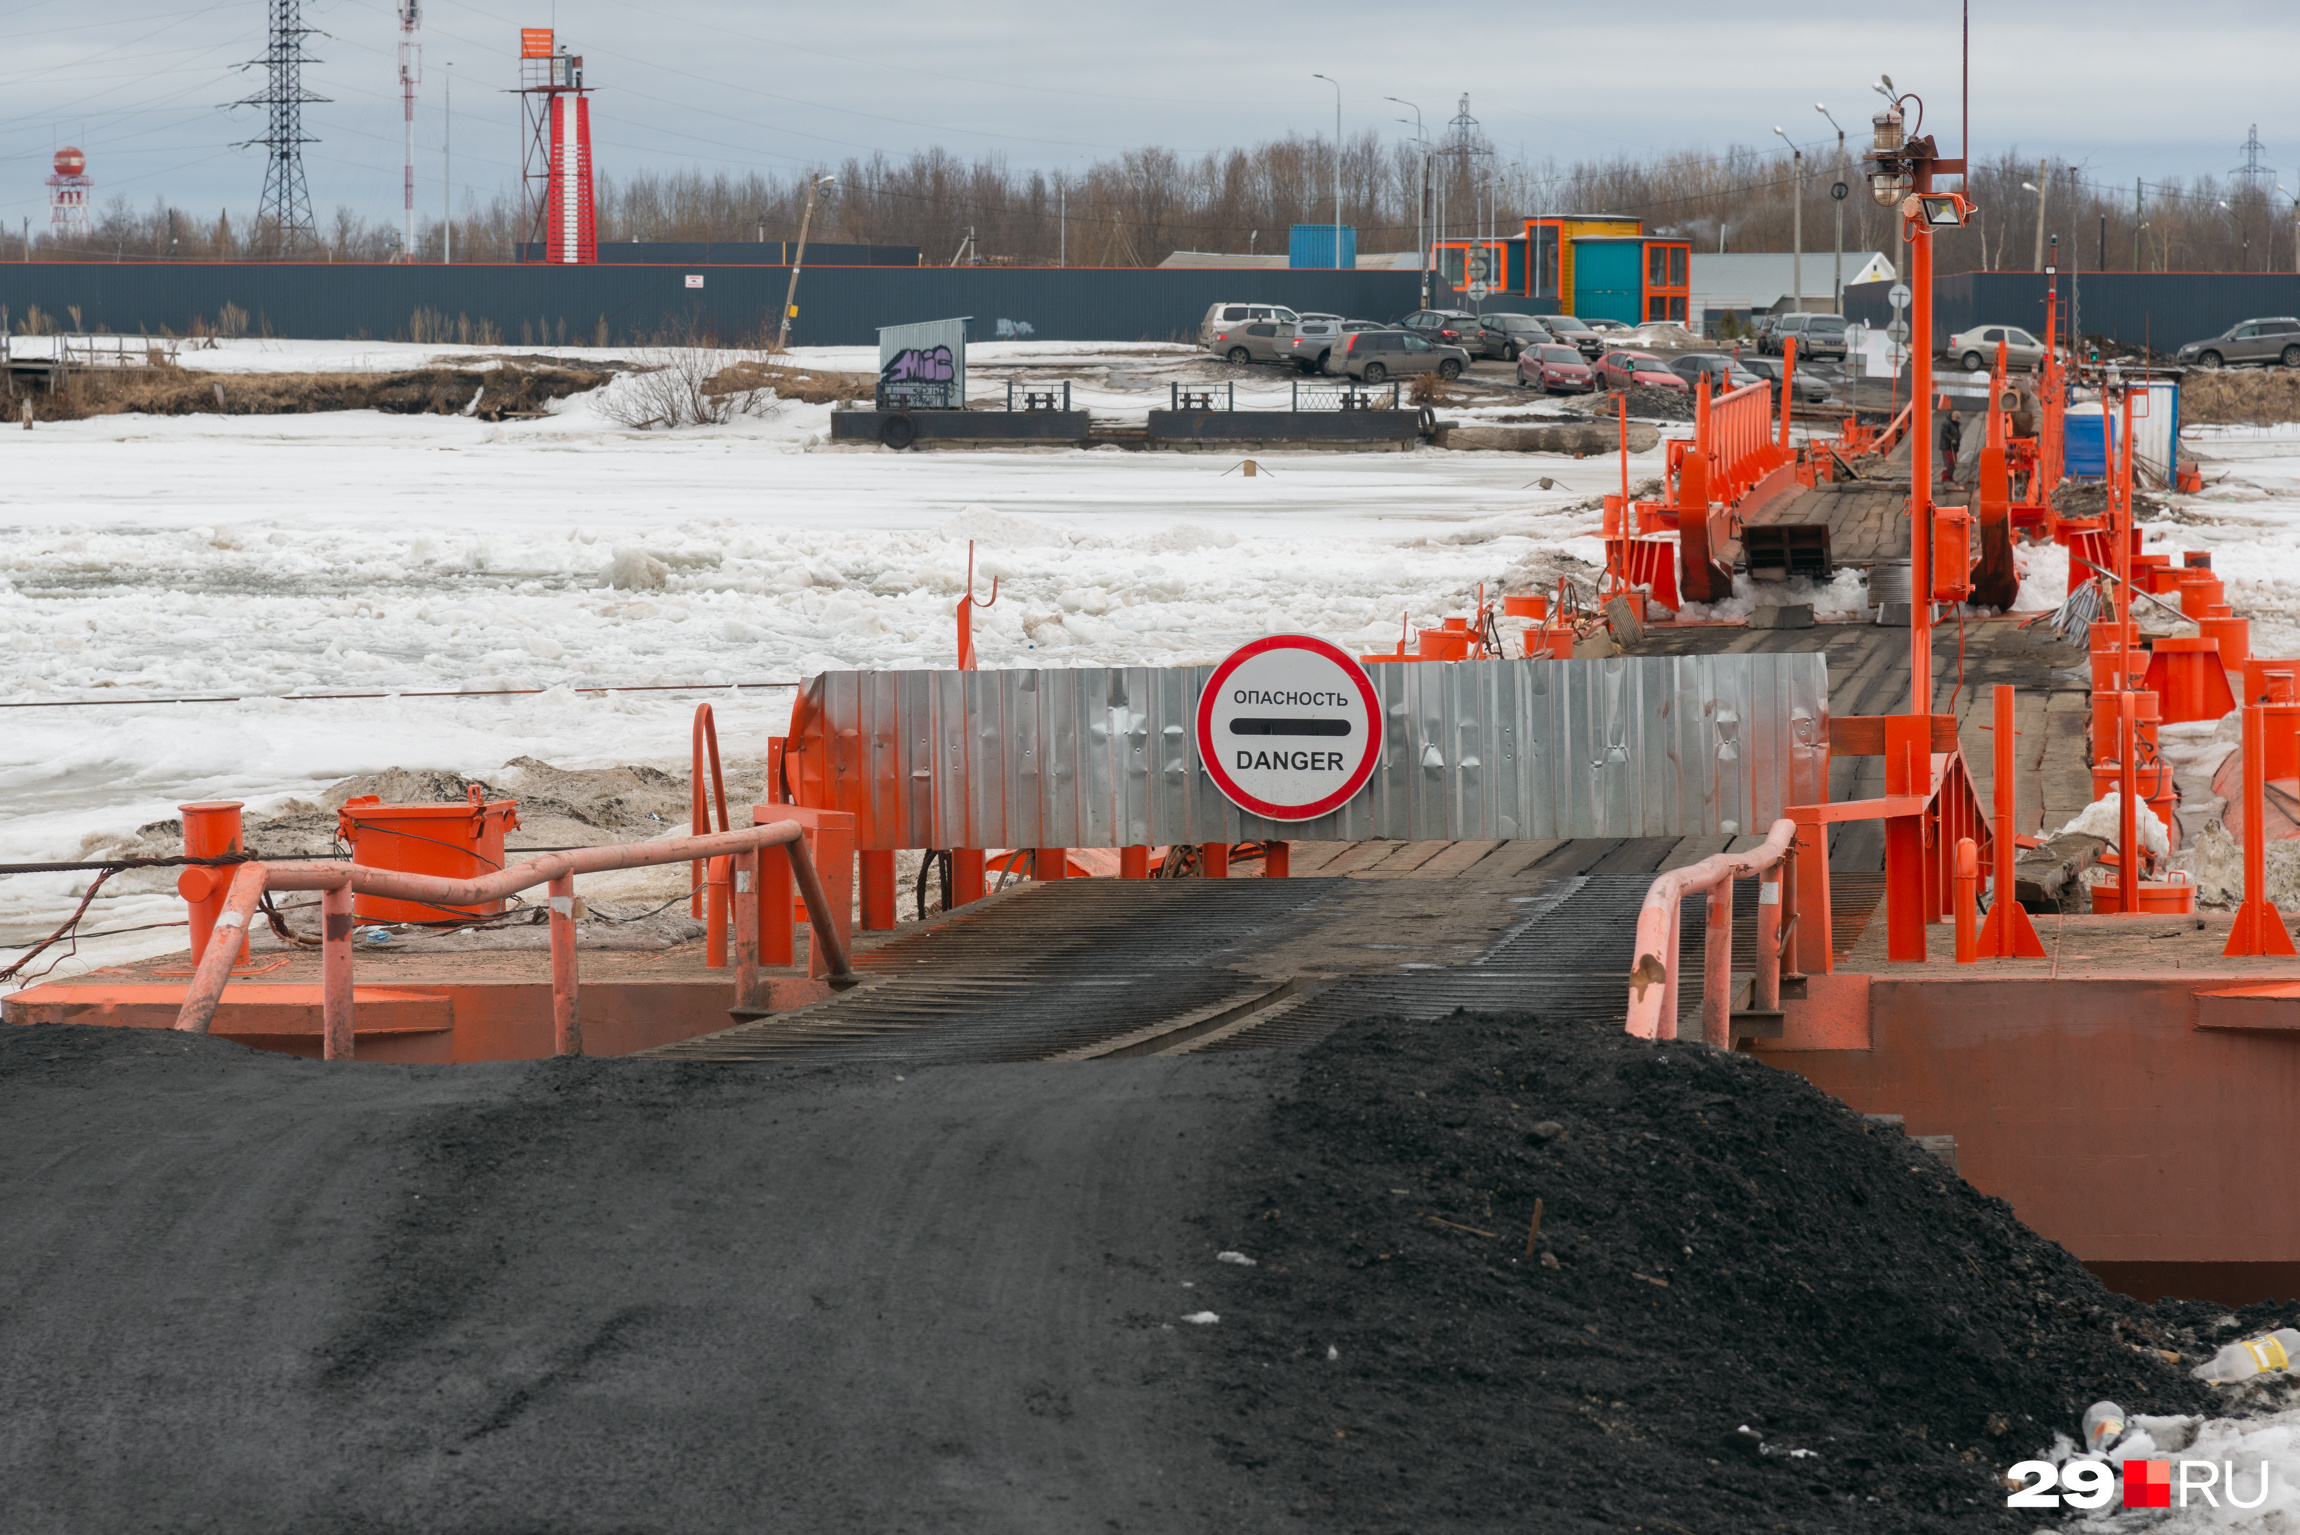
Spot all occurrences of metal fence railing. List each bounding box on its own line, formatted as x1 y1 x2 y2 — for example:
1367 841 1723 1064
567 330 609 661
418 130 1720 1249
1004 380 1073 412
1168 381 1234 411
1291 380 1400 412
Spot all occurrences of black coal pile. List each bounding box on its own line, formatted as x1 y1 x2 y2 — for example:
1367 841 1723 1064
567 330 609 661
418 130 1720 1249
1191 1013 2253 1533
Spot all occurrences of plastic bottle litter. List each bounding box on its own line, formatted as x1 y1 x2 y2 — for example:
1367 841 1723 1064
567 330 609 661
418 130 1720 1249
2082 1400 2128 1455
2192 1327 2300 1384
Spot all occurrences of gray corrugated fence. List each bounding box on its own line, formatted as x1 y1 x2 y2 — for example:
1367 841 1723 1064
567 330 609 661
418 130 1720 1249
1847 270 2300 351
802 652 1830 851
0 262 1429 349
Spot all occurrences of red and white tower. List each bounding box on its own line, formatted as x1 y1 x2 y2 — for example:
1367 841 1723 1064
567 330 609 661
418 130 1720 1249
47 147 90 242
518 29 594 264
398 1 420 259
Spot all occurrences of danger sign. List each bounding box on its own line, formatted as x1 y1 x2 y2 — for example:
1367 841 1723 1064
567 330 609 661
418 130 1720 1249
1196 635 1383 821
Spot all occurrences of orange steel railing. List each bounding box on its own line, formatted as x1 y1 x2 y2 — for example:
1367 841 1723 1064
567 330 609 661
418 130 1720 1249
692 703 731 963
1626 817 1799 1044
170 818 857 1061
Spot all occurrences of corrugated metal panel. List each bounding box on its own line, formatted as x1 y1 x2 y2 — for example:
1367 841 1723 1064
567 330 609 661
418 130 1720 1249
1848 271 2300 357
0 262 1427 348
798 653 1829 850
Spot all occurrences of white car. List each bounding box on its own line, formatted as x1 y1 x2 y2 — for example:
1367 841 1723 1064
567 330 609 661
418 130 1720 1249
1945 325 2045 373
1198 302 1302 364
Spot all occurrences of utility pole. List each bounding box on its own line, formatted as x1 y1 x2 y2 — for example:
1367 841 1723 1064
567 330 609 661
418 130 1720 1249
1388 97 1426 304
1313 75 1342 268
776 173 835 353
442 63 452 262
1818 104 1846 311
1774 127 1802 312
397 0 420 261
234 0 328 252
2031 158 2049 269
1058 181 1065 267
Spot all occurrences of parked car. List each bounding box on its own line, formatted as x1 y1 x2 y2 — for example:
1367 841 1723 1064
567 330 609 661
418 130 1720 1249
1337 328 1468 383
1478 313 1557 359
1583 317 1634 335
1199 302 1303 363
1594 350 1689 392
1543 313 1606 357
1399 309 1486 350
1517 343 1596 393
1739 353 1830 404
1288 316 1346 373
1943 323 2049 372
1668 353 1765 394
1752 314 1785 353
1761 312 1847 360
2174 317 2300 370
1311 319 1388 374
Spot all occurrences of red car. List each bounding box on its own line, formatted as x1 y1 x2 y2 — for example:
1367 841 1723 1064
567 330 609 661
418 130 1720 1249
1594 350 1689 393
1517 343 1595 393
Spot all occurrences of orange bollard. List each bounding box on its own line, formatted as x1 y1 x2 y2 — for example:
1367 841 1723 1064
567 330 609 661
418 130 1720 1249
2225 706 2300 956
2118 693 2141 916
1119 846 1151 879
176 801 250 967
2144 636 2236 724
1954 838 1979 963
705 855 732 968
1263 841 1290 878
858 849 896 930
951 848 987 904
1201 842 1231 878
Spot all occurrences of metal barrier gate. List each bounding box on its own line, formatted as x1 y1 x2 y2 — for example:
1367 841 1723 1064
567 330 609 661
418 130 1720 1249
784 653 1827 850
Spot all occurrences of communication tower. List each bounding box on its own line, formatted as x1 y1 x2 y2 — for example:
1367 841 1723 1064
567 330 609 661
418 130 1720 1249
234 0 327 249
399 1 422 259
47 147 91 242
517 29 595 264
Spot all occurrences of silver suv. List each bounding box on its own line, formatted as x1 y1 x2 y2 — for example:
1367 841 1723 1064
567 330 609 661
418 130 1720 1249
1335 328 1466 383
1199 302 1302 364
2177 317 2300 370
1765 312 1849 361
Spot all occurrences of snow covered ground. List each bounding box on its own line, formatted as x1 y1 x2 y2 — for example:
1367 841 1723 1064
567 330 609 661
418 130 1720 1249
5 343 2300 980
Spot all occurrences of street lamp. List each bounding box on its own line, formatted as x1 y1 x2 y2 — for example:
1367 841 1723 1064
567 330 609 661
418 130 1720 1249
776 173 836 353
1816 103 1846 311
2022 176 2049 269
1774 126 1803 316
1312 74 1342 269
2278 187 2299 275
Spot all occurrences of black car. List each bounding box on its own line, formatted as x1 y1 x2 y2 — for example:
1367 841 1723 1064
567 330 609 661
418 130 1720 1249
1738 353 1830 404
1399 309 1486 352
1476 313 1557 360
1541 312 1606 358
1668 353 1765 394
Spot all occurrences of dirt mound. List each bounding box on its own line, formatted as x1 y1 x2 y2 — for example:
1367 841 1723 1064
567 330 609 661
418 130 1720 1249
703 360 876 404
1194 1011 2278 1532
2178 367 2300 426
12 364 608 423
1570 384 1696 423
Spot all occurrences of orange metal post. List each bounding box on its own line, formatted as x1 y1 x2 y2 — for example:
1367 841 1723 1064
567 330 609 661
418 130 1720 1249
1908 212 1936 720
1883 716 1930 962
1117 846 1149 880
691 704 729 919
320 882 355 1060
2226 705 2300 956
956 539 998 670
177 800 249 968
548 870 581 1054
705 856 731 969
1753 868 1781 1011
951 848 988 903
1264 841 1290 878
1978 684 2047 957
1778 336 1796 451
1953 839 1979 962
2118 692 2141 915
1034 847 1069 880
753 805 856 980
1200 843 1231 879
1789 810 1833 976
859 849 897 931
1702 876 1734 1048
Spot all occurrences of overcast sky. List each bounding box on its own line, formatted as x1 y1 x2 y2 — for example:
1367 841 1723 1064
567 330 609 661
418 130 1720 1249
2 0 2291 234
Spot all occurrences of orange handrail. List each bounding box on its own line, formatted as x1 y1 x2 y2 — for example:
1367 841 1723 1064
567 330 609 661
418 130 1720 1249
171 819 858 1060
1626 818 1798 1043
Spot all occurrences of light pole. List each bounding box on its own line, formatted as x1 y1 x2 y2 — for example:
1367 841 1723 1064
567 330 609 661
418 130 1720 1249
1816 103 1845 311
1313 75 1342 268
1388 96 1427 302
1773 127 1803 315
2024 160 2049 269
776 173 836 353
2280 188 2300 275
442 62 452 263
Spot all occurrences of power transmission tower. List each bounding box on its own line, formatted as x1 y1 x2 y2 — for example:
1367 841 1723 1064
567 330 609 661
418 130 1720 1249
2232 125 2276 192
236 0 328 252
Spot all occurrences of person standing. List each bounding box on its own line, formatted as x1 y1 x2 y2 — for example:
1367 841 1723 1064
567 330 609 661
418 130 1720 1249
1939 406 1963 488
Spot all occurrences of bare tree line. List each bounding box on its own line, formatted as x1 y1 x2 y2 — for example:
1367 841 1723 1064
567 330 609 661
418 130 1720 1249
14 131 2298 276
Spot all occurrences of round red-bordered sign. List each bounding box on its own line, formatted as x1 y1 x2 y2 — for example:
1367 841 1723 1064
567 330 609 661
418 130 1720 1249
1196 635 1384 821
